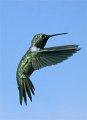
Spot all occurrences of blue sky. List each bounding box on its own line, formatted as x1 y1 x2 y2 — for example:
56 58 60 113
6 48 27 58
0 0 87 120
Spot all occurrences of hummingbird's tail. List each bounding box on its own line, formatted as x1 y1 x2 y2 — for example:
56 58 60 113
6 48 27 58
18 76 35 105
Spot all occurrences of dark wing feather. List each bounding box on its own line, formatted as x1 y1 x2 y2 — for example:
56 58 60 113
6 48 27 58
32 45 80 70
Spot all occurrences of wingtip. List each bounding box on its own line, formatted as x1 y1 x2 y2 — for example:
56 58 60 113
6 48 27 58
75 44 81 51
70 44 81 51
77 47 81 51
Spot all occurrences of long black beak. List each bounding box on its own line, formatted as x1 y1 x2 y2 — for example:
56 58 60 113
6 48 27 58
48 33 68 38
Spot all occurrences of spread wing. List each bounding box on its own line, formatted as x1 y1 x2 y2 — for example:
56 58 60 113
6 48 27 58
32 45 80 70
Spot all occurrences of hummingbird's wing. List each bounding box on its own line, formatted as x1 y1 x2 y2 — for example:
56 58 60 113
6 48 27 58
32 45 80 70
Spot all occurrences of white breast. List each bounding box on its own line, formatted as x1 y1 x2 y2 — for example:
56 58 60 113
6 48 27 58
31 46 40 51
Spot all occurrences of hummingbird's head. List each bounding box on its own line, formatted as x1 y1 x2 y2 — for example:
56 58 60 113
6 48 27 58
31 33 49 49
31 33 68 49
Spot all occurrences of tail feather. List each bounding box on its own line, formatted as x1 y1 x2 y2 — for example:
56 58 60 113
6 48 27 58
28 79 35 90
23 82 27 105
28 79 35 95
19 84 23 105
18 77 35 105
25 79 32 102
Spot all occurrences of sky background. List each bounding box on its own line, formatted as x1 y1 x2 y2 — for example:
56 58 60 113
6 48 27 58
0 0 87 120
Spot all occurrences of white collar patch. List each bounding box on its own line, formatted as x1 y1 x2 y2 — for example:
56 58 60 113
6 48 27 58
31 46 40 51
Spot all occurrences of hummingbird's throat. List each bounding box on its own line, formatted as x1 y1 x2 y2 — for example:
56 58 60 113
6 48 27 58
31 46 40 52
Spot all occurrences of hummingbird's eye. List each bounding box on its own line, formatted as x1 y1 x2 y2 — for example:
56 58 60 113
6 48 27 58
42 34 45 38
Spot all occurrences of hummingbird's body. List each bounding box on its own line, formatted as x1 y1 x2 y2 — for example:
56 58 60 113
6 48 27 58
16 33 80 105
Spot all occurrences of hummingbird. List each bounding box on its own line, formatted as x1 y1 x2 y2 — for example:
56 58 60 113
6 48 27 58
16 33 80 105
